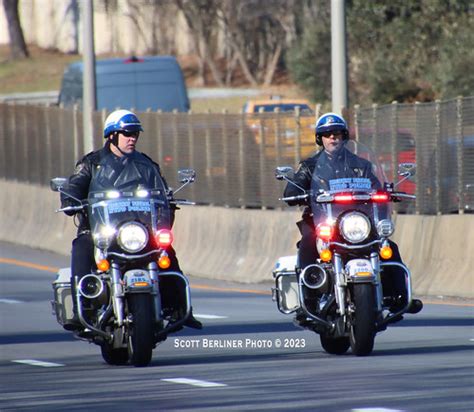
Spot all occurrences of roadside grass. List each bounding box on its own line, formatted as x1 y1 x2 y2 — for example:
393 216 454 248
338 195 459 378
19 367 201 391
0 45 81 93
0 45 308 113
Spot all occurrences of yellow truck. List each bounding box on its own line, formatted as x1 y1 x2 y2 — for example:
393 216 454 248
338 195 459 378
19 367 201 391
243 98 317 165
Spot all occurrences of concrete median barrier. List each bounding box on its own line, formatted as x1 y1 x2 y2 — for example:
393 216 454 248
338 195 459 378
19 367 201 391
1 179 472 299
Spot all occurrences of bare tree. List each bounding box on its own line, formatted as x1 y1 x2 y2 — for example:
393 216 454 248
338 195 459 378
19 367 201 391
217 0 298 86
176 0 224 86
3 0 29 59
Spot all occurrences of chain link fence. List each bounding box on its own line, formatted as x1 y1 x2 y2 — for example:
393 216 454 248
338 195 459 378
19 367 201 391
1 96 473 214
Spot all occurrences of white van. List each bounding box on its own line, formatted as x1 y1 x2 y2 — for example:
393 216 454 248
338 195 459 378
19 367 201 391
58 55 190 112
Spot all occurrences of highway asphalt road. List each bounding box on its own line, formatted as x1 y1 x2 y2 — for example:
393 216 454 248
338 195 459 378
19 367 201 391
1 242 473 411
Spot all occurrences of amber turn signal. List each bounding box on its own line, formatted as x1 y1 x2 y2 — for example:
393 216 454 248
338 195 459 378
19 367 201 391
158 254 171 269
320 249 332 262
380 246 393 260
97 259 110 272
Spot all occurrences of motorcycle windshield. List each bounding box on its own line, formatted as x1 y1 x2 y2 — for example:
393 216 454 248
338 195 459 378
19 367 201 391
310 140 392 227
88 187 171 243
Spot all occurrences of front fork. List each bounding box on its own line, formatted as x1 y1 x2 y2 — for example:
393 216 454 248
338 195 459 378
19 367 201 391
333 252 383 316
371 252 384 312
110 261 162 327
111 262 125 326
148 261 162 324
333 253 346 316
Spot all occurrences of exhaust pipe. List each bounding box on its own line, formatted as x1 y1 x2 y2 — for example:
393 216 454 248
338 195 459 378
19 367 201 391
78 274 105 300
301 264 327 289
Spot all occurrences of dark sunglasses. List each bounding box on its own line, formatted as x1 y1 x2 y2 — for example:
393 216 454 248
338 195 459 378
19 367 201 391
321 131 343 138
122 131 140 138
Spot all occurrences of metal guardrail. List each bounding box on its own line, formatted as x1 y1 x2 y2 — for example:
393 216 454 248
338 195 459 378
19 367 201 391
0 96 473 214
0 91 59 105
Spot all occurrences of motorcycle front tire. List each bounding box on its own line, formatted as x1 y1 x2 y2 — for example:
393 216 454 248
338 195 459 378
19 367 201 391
349 283 376 356
320 334 350 355
127 294 154 367
101 343 129 365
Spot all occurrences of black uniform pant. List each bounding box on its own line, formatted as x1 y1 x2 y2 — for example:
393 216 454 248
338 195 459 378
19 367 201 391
296 218 408 300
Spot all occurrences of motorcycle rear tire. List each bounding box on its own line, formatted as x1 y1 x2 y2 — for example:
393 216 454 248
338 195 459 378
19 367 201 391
349 283 376 356
100 344 129 365
127 294 154 367
320 335 350 355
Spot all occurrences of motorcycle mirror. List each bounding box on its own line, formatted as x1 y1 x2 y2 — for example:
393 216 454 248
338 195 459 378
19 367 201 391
398 163 416 180
178 169 196 184
275 166 295 181
50 177 68 192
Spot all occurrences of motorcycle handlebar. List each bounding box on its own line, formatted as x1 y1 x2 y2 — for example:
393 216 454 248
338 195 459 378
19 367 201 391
56 204 86 213
170 199 196 206
279 194 309 202
391 192 416 200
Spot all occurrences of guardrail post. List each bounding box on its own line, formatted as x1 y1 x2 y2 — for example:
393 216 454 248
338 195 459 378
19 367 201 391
205 109 214 205
353 104 360 142
156 109 163 164
172 109 179 179
222 109 231 206
238 110 245 207
456 96 464 214
0 104 5 179
294 106 301 168
72 104 80 162
414 102 421 214
258 107 267 208
187 110 196 202
274 107 281 167
390 101 398 185
315 103 321 123
371 103 378 153
434 100 442 215
44 104 53 182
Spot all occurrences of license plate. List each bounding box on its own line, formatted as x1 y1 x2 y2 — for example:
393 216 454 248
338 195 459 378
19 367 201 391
346 259 374 278
124 270 152 288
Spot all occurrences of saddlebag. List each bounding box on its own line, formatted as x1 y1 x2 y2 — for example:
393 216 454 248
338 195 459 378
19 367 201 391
272 255 300 313
52 268 75 326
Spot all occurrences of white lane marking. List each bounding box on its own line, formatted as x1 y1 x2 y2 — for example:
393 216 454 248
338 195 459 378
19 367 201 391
13 359 64 368
0 298 23 304
352 409 405 412
161 378 227 388
194 313 228 319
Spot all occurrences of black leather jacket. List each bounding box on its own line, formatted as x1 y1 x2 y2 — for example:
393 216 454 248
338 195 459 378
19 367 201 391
284 147 381 218
61 143 172 234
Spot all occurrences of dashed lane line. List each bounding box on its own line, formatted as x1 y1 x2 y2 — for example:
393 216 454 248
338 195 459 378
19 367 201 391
0 298 23 304
194 314 228 319
161 378 227 388
12 359 64 368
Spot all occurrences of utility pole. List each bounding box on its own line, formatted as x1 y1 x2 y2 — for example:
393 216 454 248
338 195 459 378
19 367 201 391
82 0 96 154
331 0 348 115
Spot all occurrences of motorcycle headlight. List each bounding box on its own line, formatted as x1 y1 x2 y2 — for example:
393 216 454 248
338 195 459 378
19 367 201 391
93 225 115 249
339 212 371 243
117 222 149 253
377 219 394 237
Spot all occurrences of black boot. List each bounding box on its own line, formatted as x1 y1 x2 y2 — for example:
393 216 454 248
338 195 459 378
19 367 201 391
63 312 83 332
389 295 423 315
184 308 203 329
293 308 312 328
63 287 83 332
406 299 423 314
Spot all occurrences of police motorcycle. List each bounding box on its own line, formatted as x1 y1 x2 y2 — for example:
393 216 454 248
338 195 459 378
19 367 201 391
273 140 417 356
50 169 196 366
